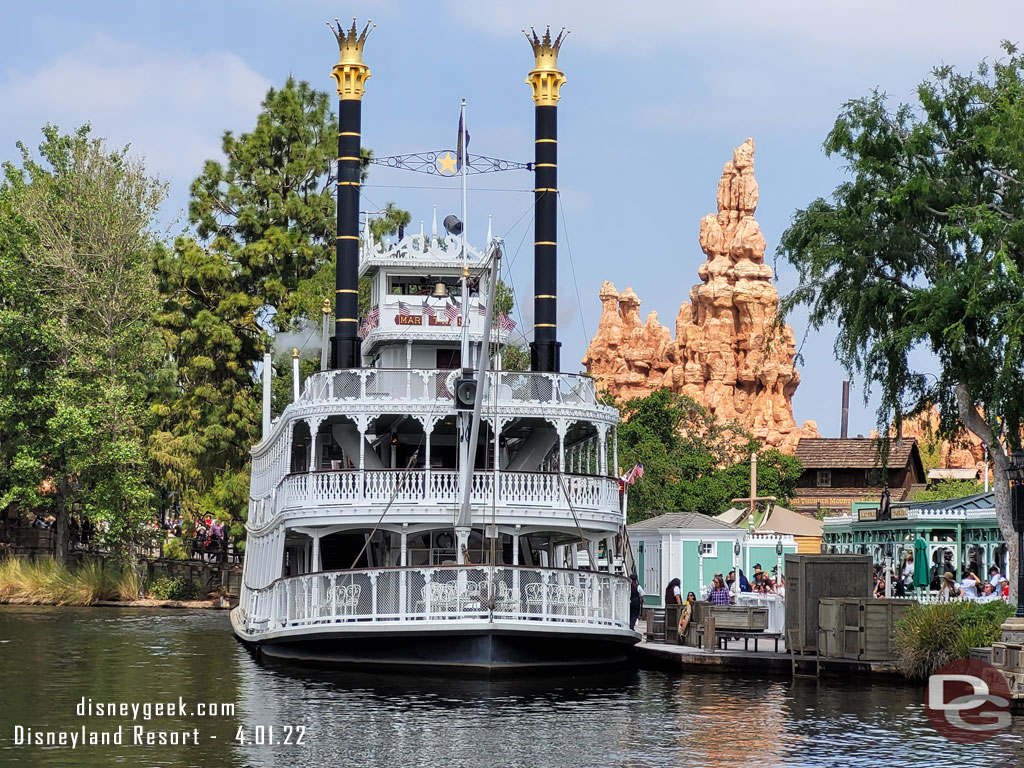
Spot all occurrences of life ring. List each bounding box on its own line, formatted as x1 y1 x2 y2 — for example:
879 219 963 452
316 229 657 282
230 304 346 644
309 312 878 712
678 601 692 639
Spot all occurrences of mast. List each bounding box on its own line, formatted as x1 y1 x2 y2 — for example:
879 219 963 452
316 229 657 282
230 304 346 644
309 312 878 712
328 18 373 369
524 26 568 373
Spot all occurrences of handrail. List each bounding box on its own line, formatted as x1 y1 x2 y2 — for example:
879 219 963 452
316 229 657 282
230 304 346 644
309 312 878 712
249 469 622 528
240 564 632 636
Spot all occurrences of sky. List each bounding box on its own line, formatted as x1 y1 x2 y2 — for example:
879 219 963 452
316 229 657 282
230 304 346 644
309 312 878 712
1 1 1020 438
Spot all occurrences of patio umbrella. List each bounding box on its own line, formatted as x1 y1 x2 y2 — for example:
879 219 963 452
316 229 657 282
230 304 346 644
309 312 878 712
913 537 930 589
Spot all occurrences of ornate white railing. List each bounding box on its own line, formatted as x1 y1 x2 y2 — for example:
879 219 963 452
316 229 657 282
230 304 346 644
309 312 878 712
241 565 631 636
253 470 620 526
297 369 601 409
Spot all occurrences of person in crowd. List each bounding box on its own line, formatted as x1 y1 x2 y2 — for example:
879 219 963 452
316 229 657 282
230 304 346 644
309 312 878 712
938 571 960 602
706 574 732 605
901 552 915 593
726 570 737 593
685 591 697 606
1001 577 1010 600
628 573 644 631
977 582 1000 604
941 550 956 580
989 565 1005 589
737 568 751 592
959 570 982 601
664 578 682 606
873 565 887 598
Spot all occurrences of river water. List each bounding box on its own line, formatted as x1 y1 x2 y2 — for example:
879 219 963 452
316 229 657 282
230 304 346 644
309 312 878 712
0 605 1020 767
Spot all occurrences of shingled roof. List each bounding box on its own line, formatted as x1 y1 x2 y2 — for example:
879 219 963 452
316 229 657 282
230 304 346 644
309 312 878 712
628 512 740 531
795 438 922 471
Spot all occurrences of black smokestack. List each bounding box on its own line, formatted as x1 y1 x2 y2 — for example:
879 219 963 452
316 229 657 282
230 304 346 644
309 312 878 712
525 26 568 373
328 19 373 369
841 379 850 438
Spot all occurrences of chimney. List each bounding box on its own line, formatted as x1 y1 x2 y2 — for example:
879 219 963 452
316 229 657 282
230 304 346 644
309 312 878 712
328 19 373 369
525 26 568 373
841 379 850 438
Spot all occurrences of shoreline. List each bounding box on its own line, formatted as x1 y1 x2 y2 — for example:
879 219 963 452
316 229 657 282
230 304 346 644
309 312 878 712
1 597 235 610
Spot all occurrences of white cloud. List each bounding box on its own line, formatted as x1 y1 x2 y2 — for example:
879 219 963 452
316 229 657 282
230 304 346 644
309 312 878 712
0 35 270 220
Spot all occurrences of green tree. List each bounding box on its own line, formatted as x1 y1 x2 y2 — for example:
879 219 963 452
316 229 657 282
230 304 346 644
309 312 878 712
616 389 752 521
776 43 1024 597
0 125 166 563
911 480 986 503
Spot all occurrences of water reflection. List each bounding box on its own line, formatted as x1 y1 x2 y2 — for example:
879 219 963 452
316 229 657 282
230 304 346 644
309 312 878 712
2 606 1023 768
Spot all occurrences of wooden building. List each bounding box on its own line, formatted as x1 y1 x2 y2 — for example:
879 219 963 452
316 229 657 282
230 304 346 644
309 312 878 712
791 438 926 517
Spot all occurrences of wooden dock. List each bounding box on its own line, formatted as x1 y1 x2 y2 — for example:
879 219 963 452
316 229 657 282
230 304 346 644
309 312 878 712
632 640 903 678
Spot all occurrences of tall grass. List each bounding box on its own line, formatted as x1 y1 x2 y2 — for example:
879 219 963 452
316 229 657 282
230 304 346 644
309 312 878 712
0 558 142 606
894 600 1014 679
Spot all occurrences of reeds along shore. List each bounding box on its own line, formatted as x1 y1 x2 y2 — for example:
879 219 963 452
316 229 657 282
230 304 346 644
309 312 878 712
0 558 141 606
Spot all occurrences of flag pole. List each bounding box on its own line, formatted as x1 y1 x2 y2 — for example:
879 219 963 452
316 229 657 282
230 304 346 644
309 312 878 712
459 98 470 369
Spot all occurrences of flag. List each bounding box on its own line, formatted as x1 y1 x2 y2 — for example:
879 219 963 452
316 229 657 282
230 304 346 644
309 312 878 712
623 463 645 485
366 305 380 328
444 300 460 323
477 302 487 317
421 298 435 318
456 110 470 172
398 300 411 318
499 312 517 332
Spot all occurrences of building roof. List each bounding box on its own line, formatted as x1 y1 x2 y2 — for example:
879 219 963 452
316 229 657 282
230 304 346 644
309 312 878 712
628 512 740 531
718 504 823 538
927 468 980 481
794 438 922 471
896 491 994 513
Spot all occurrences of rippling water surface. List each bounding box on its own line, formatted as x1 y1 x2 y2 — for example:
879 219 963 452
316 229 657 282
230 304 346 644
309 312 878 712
0 605 1020 767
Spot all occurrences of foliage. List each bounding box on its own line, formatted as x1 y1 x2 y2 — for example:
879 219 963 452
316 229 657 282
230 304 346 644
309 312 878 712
894 600 1013 679
0 557 141 605
613 389 800 521
148 576 202 601
776 43 1024 591
161 537 187 561
911 479 986 502
502 343 530 372
0 125 166 562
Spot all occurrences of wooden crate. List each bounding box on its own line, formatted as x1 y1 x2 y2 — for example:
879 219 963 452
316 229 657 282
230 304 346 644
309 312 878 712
817 598 910 660
785 554 872 654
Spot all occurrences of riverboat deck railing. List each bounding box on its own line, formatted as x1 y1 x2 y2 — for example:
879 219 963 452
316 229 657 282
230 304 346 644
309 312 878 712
241 565 631 635
250 470 621 527
296 369 602 408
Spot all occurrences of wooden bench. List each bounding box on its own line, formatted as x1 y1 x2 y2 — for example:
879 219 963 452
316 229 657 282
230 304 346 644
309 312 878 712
714 630 782 653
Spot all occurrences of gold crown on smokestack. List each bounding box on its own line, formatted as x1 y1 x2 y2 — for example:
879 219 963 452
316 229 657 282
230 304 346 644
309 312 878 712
328 18 374 100
524 26 569 106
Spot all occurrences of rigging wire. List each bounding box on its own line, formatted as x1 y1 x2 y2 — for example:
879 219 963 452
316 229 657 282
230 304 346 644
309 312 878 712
557 191 590 349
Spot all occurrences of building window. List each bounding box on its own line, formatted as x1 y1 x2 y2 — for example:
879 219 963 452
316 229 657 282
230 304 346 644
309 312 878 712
866 469 881 486
816 470 832 488
698 541 716 557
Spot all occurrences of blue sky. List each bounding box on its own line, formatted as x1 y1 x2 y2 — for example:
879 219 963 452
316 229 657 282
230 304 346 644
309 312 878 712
1 1 1019 437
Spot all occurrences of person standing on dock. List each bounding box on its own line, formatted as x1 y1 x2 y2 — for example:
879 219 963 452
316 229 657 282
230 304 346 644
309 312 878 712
706 575 732 605
629 574 644 631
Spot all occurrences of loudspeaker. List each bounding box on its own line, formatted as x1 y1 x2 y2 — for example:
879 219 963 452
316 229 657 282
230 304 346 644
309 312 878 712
454 377 477 411
443 215 463 236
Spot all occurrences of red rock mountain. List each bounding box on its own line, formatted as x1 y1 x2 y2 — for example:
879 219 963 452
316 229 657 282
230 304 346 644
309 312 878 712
582 139 819 452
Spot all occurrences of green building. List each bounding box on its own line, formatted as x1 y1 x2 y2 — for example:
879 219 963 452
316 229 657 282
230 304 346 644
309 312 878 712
821 492 1007 580
628 512 798 607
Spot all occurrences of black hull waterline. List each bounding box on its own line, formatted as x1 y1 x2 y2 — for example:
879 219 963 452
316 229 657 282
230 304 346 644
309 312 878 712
237 626 637 676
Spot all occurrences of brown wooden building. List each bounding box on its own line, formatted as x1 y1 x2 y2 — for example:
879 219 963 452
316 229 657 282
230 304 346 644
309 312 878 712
791 438 926 517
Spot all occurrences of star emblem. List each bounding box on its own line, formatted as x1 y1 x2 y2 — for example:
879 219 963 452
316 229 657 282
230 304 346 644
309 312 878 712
437 151 457 175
